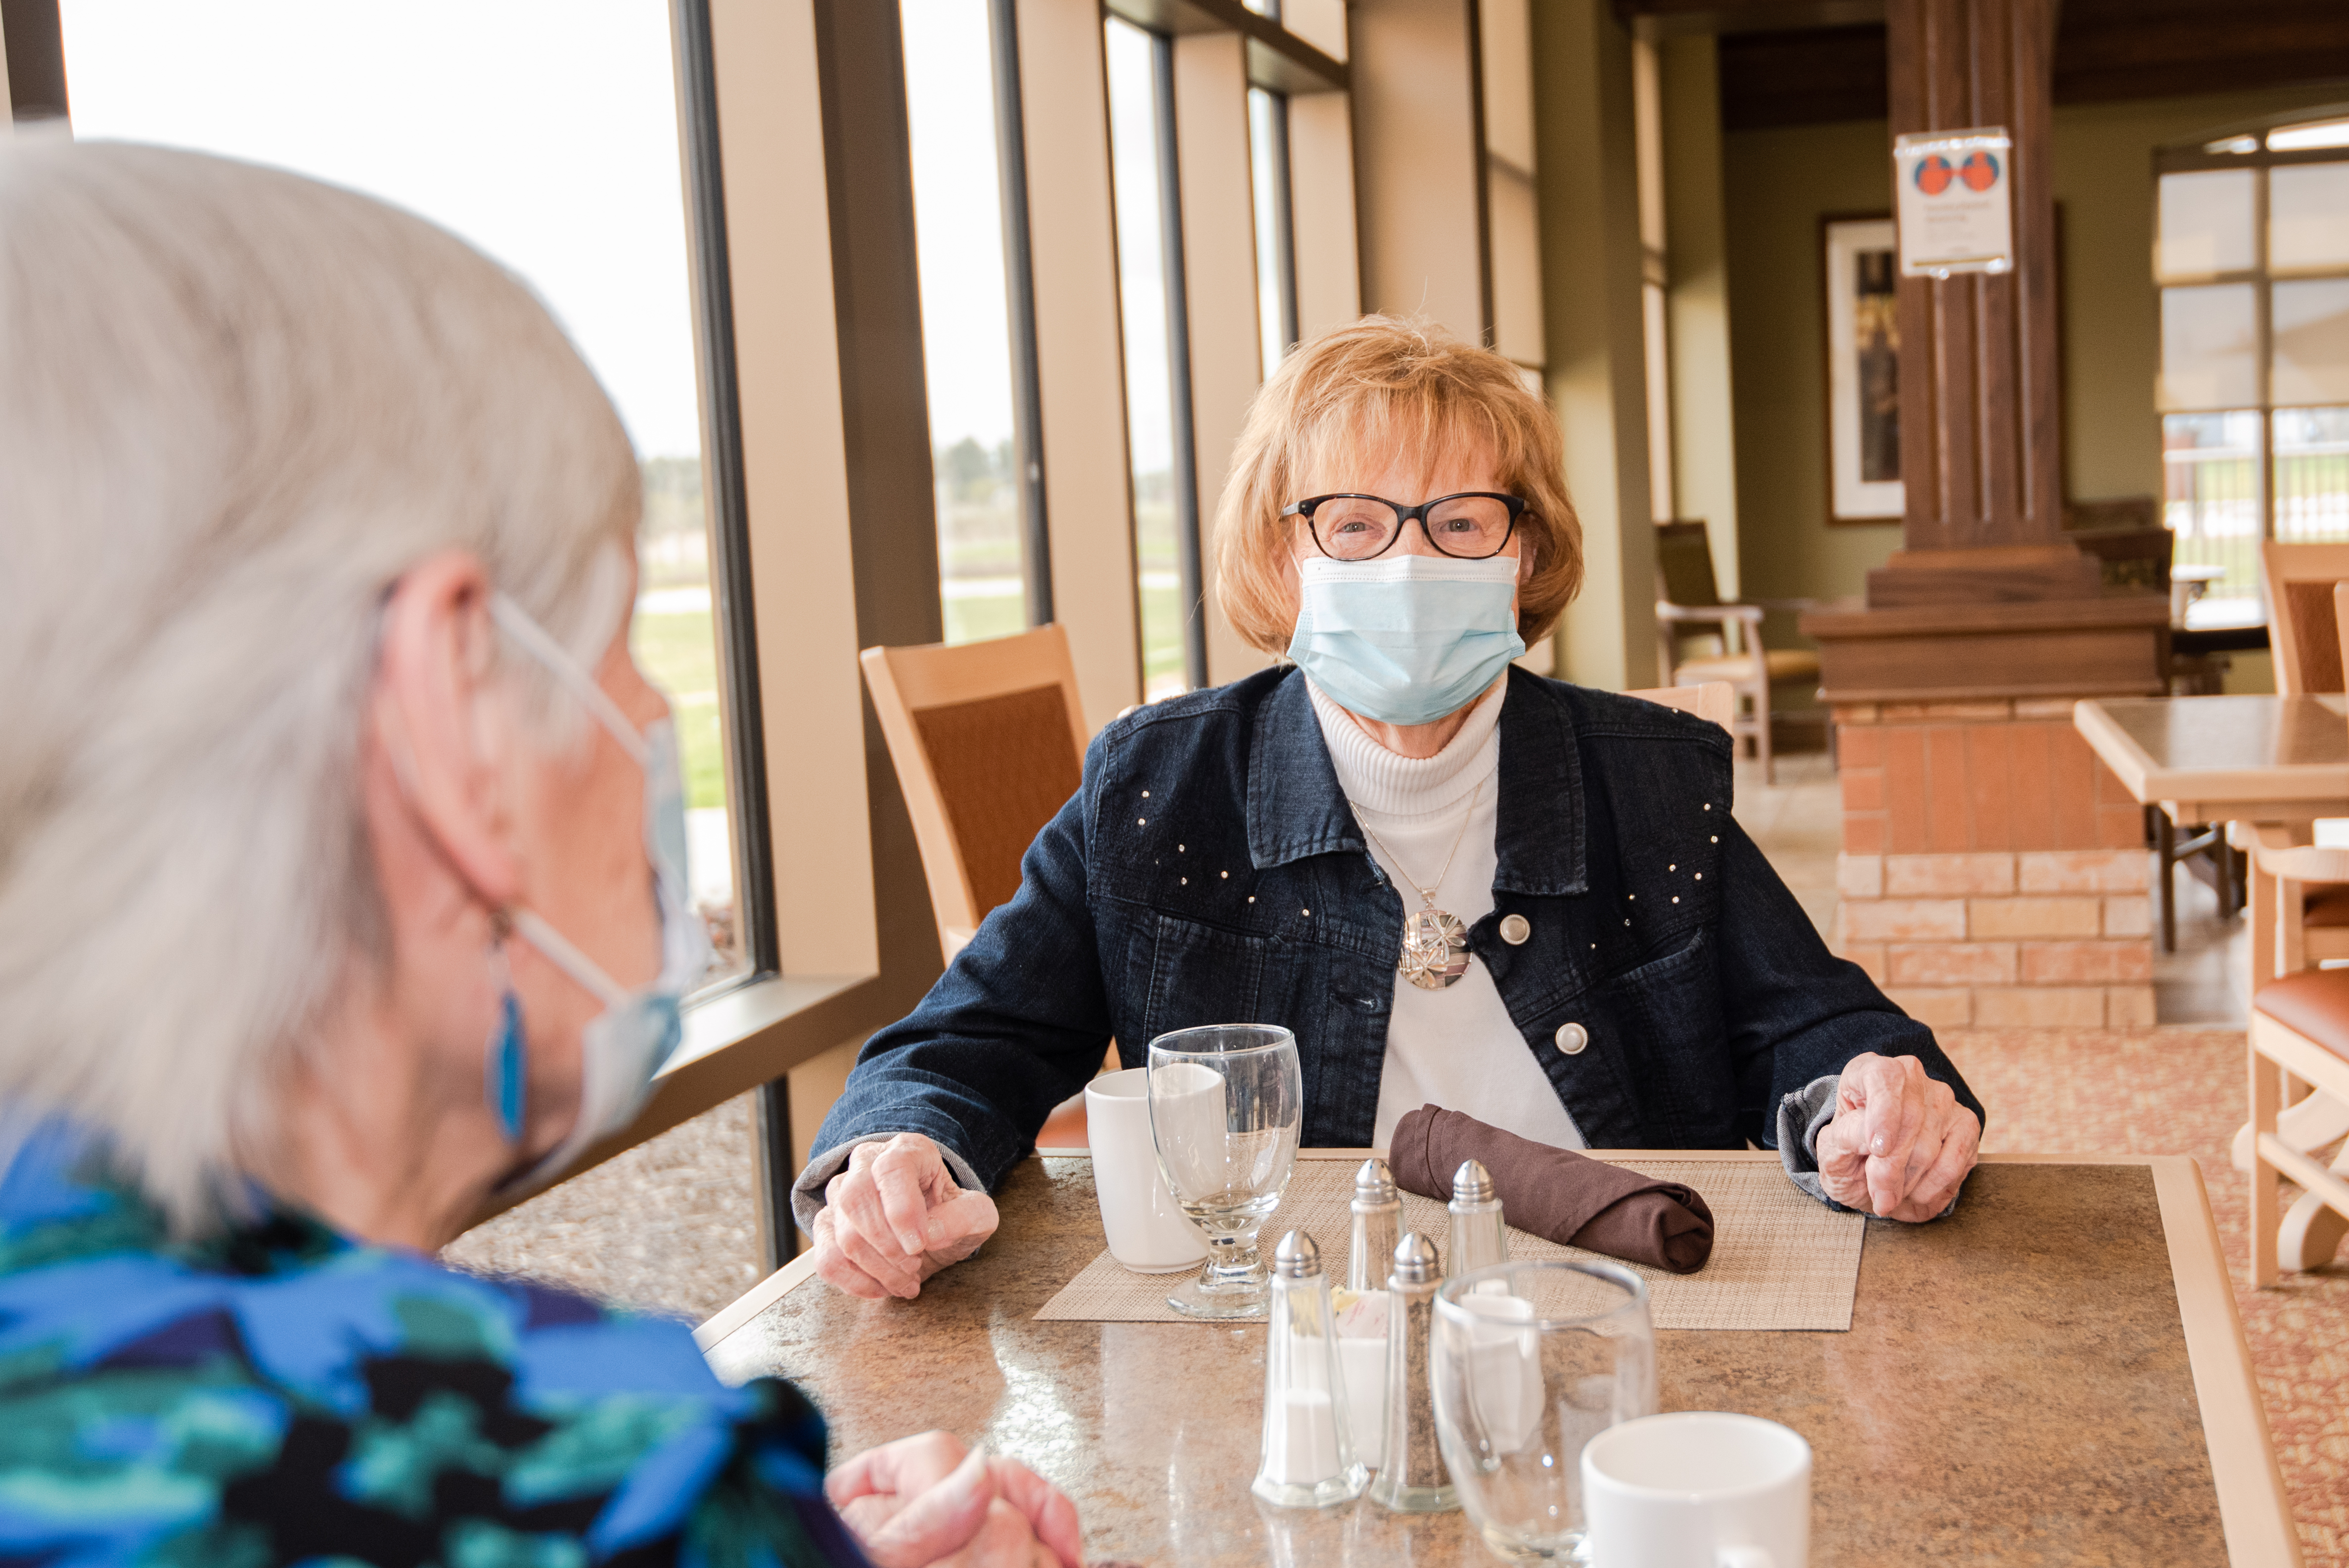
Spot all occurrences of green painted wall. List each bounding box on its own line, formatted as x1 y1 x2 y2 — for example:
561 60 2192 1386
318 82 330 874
1721 83 2346 685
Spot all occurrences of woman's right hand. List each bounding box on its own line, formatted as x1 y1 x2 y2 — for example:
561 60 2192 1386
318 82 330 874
826 1431 1082 1568
813 1132 1000 1300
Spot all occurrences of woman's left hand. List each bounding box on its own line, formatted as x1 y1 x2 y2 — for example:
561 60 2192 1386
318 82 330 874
1812 1052 1981 1222
826 1431 1083 1568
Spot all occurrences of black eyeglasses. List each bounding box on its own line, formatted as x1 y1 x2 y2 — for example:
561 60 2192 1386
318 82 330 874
1281 492 1528 561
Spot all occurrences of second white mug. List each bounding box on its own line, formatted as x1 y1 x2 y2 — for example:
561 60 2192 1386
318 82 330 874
1085 1067 1210 1272
1581 1411 1810 1568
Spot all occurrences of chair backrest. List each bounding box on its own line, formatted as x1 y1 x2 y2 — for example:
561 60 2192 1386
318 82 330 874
1655 521 1722 609
860 624 1089 958
2259 540 2349 694
1625 680 1737 736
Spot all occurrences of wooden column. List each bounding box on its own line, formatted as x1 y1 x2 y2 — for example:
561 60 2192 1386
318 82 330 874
1865 0 2096 608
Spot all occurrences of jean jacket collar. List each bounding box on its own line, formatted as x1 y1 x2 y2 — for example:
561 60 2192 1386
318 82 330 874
1243 666 1588 896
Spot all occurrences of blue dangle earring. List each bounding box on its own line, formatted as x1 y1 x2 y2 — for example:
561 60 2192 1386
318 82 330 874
485 924 528 1144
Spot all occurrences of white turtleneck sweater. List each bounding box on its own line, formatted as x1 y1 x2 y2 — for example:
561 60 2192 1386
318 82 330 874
1307 679 1586 1152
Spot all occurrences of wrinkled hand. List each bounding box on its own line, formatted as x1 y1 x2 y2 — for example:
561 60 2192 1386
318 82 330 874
1813 1052 1980 1222
813 1133 1000 1300
826 1430 1082 1568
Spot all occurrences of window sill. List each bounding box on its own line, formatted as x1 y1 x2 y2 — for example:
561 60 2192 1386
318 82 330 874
476 969 895 1216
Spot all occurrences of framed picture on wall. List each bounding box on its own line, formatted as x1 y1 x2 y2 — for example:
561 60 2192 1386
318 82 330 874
1823 216 1903 522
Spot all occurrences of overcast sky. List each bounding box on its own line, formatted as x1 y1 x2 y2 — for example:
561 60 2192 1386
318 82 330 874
59 0 1045 462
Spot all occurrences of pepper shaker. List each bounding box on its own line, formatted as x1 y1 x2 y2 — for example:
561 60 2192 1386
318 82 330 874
1368 1232 1458 1513
1348 1159 1400 1295
1447 1159 1507 1282
1252 1231 1369 1509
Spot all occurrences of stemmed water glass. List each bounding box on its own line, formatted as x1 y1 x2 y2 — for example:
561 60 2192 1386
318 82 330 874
1430 1259 1657 1562
1146 1023 1303 1319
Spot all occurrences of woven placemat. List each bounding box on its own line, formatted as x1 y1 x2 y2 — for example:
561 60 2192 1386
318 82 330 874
1036 1157 1863 1331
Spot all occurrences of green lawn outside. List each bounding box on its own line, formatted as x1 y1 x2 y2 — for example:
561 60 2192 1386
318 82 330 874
631 610 727 812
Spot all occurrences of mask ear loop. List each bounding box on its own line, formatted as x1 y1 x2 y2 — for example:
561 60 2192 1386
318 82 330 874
485 912 528 1145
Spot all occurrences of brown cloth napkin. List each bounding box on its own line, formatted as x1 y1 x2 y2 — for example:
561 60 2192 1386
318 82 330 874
1389 1104 1716 1275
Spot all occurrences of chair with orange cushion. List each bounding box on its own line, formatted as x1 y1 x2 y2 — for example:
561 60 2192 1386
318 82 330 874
2246 969 2349 1283
2239 579 2349 1278
860 624 1109 1149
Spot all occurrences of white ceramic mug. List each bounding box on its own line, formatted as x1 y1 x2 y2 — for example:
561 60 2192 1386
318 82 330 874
1581 1412 1811 1568
1085 1067 1210 1272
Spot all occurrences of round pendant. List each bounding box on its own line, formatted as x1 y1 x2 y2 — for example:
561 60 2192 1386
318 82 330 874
1400 907 1470 990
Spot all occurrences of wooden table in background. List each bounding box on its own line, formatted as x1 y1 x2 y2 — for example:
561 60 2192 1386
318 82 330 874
698 1150 2298 1567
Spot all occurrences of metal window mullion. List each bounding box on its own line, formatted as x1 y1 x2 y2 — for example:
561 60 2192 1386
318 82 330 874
674 0 791 1263
991 0 1053 628
1153 32 1208 691
2257 164 2275 539
674 0 776 980
1266 90 1299 358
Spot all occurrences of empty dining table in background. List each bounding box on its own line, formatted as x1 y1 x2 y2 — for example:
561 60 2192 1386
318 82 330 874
696 1150 2298 1567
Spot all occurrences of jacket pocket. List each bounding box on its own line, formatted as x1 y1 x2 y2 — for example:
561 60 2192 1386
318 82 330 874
1136 913 1270 1044
1600 928 1737 1139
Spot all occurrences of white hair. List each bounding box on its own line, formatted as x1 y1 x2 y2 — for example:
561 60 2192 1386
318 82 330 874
0 140 639 1232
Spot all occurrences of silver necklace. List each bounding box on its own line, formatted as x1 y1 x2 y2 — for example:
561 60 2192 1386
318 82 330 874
1352 778 1481 990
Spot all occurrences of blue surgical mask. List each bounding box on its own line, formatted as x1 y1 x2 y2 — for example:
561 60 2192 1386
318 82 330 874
487 591 711 1189
1286 554 1526 726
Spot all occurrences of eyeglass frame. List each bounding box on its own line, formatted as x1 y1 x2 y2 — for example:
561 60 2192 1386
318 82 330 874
1280 492 1530 561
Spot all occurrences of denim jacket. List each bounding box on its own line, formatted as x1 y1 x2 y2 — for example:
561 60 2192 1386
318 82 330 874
795 667 1981 1229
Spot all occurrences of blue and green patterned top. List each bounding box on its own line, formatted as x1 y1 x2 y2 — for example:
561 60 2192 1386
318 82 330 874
0 1120 868 1567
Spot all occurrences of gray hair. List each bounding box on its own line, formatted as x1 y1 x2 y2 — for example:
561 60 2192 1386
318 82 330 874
0 139 640 1231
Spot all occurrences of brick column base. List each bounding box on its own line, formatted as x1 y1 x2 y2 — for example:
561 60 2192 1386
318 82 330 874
1832 700 2154 1030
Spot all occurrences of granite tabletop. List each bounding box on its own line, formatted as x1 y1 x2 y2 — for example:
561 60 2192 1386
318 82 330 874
705 1154 2228 1566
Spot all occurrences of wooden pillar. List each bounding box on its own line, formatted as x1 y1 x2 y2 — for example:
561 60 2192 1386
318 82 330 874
1803 0 2169 1028
1865 0 2096 608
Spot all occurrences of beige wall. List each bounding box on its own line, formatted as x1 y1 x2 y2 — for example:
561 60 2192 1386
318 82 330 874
1722 84 2348 662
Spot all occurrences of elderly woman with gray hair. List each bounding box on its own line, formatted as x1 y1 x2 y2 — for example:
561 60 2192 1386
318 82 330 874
0 140 1078 1568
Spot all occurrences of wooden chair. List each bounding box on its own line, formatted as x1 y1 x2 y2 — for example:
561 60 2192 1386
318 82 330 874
861 625 1107 1150
1625 680 1738 738
2260 538 2349 696
860 624 1090 964
2251 544 2349 973
2248 968 2349 1283
1654 521 1819 784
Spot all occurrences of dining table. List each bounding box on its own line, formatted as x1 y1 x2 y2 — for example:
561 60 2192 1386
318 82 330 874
2074 694 2349 1198
696 1149 2299 1567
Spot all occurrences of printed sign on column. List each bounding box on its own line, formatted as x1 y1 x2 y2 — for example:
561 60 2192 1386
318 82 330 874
1893 127 2014 277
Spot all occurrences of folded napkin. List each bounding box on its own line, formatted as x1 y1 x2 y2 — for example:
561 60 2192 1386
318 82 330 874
1388 1105 1716 1275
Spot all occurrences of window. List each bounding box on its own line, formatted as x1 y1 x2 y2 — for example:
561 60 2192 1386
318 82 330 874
1248 86 1299 376
901 0 1037 646
2156 114 2349 616
1106 17 1203 699
58 0 755 989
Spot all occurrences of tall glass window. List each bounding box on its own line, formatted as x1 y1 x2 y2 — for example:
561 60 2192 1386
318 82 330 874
902 0 1028 646
59 0 751 987
2156 120 2349 617
1106 18 1199 699
1248 87 1298 377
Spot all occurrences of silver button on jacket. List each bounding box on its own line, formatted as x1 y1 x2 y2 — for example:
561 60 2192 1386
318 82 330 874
1555 1022 1588 1055
1499 913 1531 945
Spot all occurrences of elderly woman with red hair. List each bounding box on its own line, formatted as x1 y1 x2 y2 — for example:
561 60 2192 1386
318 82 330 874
801 315 1984 1301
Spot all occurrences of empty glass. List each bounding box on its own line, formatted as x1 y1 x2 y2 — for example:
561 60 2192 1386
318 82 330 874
1147 1023 1303 1319
1430 1260 1657 1563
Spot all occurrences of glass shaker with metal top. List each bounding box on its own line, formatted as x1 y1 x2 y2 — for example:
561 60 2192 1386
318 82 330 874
1368 1232 1458 1514
1447 1159 1508 1281
1252 1231 1368 1509
1348 1158 1400 1293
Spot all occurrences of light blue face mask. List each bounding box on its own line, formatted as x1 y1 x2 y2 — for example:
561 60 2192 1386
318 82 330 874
485 592 711 1188
1285 554 1526 726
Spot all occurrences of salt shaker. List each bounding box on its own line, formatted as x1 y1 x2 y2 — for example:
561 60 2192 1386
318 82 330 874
1347 1159 1400 1294
1252 1231 1369 1509
1447 1159 1508 1281
1368 1232 1457 1513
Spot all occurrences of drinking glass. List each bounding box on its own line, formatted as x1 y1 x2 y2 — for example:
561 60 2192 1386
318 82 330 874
1146 1023 1303 1319
1430 1260 1657 1563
